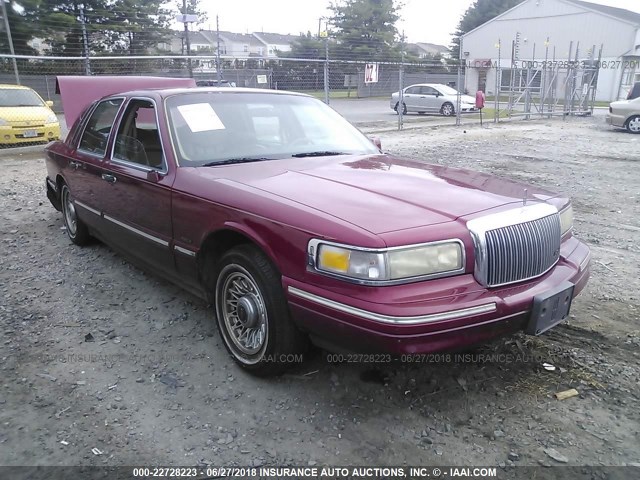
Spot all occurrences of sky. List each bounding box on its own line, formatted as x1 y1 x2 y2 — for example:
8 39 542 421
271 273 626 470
197 0 640 46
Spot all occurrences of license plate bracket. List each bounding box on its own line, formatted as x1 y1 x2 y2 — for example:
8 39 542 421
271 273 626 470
23 129 38 138
526 281 574 335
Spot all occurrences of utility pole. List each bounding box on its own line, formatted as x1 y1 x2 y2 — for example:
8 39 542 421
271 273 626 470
398 31 405 131
456 36 463 126
79 3 91 75
319 18 329 105
182 0 192 77
216 15 221 83
1 0 20 84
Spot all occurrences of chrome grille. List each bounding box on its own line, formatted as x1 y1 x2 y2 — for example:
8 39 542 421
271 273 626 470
467 204 562 288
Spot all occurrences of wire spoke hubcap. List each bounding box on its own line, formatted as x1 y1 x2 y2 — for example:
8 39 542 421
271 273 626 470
62 188 77 236
219 267 268 357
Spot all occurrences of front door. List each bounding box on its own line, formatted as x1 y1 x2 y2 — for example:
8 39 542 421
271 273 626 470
100 97 176 275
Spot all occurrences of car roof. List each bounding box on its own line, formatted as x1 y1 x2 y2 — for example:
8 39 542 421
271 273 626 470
407 83 447 88
0 84 34 90
114 86 310 98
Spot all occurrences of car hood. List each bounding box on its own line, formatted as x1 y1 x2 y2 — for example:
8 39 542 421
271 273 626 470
196 154 558 235
0 106 55 125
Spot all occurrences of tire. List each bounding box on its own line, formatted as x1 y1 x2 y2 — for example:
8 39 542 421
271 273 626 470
394 102 407 115
213 244 306 376
626 115 640 134
60 183 90 246
440 102 455 116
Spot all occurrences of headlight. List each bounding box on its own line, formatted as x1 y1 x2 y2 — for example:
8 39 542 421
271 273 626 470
310 240 464 284
559 205 573 236
46 113 58 124
0 118 8 126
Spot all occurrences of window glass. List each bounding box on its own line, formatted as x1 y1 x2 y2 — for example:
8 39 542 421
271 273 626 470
421 87 438 95
113 99 163 169
78 99 123 156
0 88 44 107
166 92 379 166
405 86 420 94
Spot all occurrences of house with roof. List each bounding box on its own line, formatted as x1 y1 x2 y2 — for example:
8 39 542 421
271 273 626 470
407 43 451 60
252 32 300 58
162 30 298 61
461 0 640 101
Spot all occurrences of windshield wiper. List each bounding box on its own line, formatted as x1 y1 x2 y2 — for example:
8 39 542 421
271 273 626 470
201 157 271 167
291 151 349 158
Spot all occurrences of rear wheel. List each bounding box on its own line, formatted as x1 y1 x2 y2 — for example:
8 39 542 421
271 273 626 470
394 102 407 115
441 102 455 116
626 115 640 133
60 184 90 245
213 244 306 376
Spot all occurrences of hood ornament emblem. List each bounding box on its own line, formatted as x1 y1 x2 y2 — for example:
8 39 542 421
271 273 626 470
523 189 528 206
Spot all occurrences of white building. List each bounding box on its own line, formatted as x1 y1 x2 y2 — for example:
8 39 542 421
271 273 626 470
461 0 640 101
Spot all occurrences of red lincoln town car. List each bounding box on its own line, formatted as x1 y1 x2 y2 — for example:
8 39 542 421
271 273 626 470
45 76 591 375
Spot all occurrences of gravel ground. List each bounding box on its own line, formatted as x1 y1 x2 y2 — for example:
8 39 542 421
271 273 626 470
0 115 639 474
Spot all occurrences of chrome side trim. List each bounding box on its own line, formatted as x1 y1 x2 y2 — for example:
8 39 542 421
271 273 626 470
175 245 196 257
103 214 169 247
74 200 100 216
579 250 591 272
288 286 497 325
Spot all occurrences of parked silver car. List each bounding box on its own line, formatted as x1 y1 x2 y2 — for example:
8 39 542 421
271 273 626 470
606 96 640 133
390 83 477 116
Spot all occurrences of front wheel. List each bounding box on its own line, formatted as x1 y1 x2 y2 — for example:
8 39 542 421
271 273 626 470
441 102 455 116
213 245 306 375
626 115 640 133
60 184 90 245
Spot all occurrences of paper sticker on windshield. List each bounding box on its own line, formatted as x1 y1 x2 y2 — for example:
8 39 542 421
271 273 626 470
177 103 225 132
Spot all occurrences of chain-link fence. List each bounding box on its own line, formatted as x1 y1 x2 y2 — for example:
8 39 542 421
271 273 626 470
0 27 611 148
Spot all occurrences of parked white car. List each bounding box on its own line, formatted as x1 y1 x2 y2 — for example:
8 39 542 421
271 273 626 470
390 83 477 116
606 96 640 133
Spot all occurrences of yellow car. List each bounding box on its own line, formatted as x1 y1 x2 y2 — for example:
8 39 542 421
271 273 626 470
0 84 61 145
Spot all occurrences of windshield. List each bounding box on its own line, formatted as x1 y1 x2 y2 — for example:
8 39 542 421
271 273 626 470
437 85 461 96
0 88 45 107
166 92 379 166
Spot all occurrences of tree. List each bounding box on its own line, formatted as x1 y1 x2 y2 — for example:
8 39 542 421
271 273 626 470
0 0 43 55
282 32 324 60
450 0 521 62
103 0 172 56
329 0 401 62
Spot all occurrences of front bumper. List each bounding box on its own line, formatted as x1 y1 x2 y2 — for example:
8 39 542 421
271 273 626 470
0 123 61 145
285 236 590 354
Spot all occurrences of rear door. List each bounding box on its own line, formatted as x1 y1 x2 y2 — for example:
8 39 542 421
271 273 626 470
66 98 124 233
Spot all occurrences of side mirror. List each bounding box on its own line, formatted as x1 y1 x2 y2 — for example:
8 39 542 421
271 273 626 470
370 137 382 151
147 169 161 182
46 100 54 107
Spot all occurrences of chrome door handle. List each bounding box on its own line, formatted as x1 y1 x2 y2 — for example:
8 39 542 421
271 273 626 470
101 173 117 184
69 161 81 170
